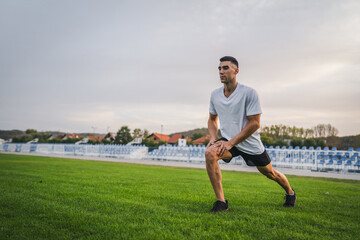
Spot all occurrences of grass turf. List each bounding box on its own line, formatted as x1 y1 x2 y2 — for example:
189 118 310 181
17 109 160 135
0 153 359 240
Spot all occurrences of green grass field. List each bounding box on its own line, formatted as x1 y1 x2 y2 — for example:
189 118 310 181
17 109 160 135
0 153 359 240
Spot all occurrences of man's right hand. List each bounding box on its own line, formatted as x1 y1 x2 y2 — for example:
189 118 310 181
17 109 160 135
207 139 216 149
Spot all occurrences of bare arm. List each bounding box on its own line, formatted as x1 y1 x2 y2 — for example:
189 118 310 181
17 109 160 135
207 113 218 148
217 114 261 157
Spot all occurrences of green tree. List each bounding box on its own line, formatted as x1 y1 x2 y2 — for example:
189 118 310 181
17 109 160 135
290 138 303 147
48 138 62 143
88 139 101 145
132 128 142 138
274 139 288 147
36 132 52 143
260 133 274 147
143 129 149 138
62 138 78 144
114 126 133 144
12 135 32 143
314 138 326 148
142 138 158 147
25 129 37 135
191 132 204 140
303 138 316 148
102 139 111 144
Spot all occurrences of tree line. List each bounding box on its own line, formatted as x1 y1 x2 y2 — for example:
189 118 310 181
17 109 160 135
260 123 339 148
8 123 353 149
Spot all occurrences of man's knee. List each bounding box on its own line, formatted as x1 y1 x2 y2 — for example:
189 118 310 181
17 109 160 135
205 148 218 163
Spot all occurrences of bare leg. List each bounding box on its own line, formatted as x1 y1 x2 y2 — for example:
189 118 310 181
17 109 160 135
256 163 294 194
205 146 232 202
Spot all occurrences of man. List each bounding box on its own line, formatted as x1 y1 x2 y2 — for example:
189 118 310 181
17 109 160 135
206 56 296 212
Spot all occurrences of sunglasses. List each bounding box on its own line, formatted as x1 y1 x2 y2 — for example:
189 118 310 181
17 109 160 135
218 66 230 71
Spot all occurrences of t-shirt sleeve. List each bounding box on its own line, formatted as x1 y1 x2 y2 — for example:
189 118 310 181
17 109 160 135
246 88 262 116
209 93 217 115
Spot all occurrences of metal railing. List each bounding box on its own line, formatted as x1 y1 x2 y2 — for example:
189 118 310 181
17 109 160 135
1 143 359 173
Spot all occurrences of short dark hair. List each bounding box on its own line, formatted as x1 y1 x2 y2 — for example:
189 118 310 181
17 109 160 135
220 56 238 68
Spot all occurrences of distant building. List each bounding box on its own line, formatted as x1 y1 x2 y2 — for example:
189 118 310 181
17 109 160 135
0 138 5 144
87 136 102 142
48 135 56 140
27 138 39 143
146 133 170 143
103 132 116 141
178 138 187 147
168 134 185 144
192 135 211 145
75 136 102 144
127 136 143 145
58 134 83 140
168 133 192 146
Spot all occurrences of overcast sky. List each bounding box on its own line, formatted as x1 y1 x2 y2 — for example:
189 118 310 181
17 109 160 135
0 0 359 136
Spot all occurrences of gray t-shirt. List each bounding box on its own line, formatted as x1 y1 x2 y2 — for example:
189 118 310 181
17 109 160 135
209 83 264 155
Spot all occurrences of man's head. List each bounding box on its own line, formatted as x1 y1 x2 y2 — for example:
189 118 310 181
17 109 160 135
218 56 239 83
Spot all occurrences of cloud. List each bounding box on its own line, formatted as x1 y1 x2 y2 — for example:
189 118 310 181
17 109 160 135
0 0 359 136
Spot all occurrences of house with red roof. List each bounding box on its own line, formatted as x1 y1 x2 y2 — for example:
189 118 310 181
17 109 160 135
192 135 211 145
146 133 170 143
87 135 102 142
168 134 185 144
168 133 193 145
57 134 83 140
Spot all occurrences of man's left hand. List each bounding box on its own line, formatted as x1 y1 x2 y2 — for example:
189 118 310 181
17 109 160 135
215 141 233 158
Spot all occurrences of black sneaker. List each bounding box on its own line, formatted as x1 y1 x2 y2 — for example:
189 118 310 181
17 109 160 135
283 190 296 207
210 200 228 212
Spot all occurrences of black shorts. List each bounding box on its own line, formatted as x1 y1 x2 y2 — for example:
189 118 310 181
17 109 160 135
215 137 271 167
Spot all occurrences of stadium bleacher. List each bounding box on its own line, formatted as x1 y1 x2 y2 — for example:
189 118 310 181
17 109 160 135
1 143 359 173
0 143 147 159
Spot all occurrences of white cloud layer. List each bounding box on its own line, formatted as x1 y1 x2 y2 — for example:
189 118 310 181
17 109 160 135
0 0 359 136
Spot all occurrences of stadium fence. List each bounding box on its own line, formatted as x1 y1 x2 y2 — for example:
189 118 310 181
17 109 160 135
1 143 359 173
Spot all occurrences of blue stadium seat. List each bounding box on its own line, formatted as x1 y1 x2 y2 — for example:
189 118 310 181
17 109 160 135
345 160 352 167
336 159 343 169
318 158 325 167
326 159 334 170
344 160 355 172
354 160 360 168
